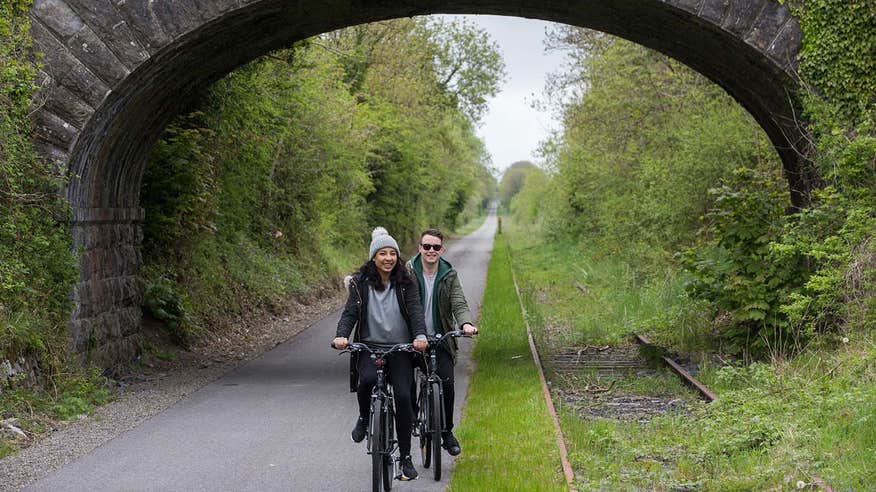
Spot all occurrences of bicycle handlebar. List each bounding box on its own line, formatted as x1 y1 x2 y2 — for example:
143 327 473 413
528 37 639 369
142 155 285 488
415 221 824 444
425 329 474 348
333 342 416 356
331 329 475 351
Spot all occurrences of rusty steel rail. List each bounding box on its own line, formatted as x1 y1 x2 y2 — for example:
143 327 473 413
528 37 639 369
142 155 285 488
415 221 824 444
633 334 716 402
511 271 576 491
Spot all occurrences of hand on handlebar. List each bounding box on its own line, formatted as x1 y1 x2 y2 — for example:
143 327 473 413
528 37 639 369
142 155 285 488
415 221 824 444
462 323 478 336
332 337 349 350
413 338 428 352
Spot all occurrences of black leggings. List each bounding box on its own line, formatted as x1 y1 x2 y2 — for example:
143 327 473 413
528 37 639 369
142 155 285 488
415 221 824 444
357 352 415 457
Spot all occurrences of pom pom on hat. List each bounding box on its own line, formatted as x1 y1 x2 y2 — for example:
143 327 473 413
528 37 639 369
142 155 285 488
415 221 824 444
369 226 400 260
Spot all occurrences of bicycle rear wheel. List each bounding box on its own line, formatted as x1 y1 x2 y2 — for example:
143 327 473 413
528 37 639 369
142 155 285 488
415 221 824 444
383 400 394 491
430 381 442 481
370 399 384 492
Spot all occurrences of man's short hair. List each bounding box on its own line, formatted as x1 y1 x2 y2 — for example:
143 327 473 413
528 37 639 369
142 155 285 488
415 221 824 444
420 228 444 243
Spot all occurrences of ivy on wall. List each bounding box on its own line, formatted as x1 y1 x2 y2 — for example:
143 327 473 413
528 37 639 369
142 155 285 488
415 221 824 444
0 0 77 361
797 0 876 129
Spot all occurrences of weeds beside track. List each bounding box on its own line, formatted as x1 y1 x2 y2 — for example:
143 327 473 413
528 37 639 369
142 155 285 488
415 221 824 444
449 234 567 491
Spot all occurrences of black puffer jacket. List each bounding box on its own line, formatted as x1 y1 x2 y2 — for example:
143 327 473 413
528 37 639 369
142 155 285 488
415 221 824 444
336 272 427 392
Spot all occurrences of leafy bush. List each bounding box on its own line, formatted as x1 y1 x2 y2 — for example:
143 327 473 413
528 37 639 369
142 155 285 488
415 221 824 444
142 281 192 345
680 167 808 353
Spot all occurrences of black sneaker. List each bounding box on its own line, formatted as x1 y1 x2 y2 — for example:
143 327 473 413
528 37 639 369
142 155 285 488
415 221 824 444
351 416 367 443
399 455 418 481
442 432 461 456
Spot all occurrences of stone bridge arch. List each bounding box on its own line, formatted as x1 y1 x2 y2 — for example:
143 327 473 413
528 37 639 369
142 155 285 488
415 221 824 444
28 0 810 364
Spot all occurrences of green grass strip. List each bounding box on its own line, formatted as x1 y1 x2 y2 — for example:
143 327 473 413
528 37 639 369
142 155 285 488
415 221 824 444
449 234 568 491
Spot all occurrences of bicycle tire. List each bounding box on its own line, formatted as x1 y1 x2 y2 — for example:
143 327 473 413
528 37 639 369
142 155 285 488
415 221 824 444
383 399 394 491
431 381 442 481
418 381 431 468
371 398 384 492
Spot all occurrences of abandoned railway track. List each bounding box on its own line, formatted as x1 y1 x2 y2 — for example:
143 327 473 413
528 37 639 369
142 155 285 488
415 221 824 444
539 335 716 403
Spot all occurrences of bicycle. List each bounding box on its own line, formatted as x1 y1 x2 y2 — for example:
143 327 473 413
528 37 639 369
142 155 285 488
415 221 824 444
335 341 416 492
414 329 470 481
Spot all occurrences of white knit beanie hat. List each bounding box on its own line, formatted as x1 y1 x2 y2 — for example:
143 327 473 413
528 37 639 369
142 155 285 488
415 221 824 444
369 226 400 260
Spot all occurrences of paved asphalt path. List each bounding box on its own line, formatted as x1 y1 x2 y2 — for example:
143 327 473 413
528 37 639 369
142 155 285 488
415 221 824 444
27 214 496 491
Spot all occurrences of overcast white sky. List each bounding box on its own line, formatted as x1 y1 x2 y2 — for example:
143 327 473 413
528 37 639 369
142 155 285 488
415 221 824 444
441 15 567 174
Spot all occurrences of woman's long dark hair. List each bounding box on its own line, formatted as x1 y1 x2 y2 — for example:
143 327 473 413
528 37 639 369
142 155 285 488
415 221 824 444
358 255 412 291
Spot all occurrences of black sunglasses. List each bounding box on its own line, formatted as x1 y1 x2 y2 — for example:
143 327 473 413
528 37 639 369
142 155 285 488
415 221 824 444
420 243 443 251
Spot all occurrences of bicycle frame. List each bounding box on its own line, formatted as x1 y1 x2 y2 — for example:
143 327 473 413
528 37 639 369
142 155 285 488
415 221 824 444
369 349 397 459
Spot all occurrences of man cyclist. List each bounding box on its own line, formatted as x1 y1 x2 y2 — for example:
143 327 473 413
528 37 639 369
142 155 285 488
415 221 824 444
406 228 478 457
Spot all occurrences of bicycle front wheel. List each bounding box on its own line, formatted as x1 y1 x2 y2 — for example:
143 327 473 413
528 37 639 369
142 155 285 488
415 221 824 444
417 381 431 469
370 399 384 492
431 381 442 481
383 400 394 491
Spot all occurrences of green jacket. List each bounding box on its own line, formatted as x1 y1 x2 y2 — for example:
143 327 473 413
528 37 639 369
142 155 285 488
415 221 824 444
407 254 474 361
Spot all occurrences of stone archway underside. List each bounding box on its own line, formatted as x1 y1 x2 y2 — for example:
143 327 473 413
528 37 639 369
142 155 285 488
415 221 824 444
29 0 807 364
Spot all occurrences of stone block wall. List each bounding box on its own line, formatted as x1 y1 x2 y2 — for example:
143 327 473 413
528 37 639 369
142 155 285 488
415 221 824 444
69 207 145 366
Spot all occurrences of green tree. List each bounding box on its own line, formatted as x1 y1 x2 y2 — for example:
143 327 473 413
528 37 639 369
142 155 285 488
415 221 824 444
319 18 500 243
533 31 779 258
417 17 507 124
498 161 538 207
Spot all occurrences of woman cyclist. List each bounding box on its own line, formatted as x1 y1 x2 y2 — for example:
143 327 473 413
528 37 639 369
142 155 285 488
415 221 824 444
333 227 428 481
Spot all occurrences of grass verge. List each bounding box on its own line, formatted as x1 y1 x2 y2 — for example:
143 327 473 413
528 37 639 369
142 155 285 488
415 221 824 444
449 233 567 491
